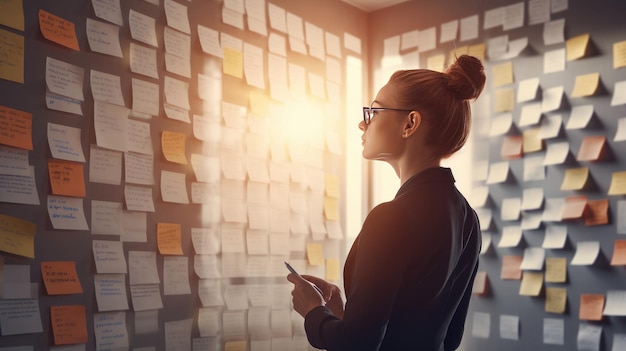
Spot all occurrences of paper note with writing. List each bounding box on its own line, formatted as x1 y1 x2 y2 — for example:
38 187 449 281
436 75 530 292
194 255 221 279
91 0 123 26
93 100 129 152
163 75 190 110
165 319 193 350
191 227 221 255
128 9 158 47
46 89 83 115
499 314 519 340
580 294 605 320
130 284 163 311
614 40 626 69
164 0 190 34
571 241 600 266
91 200 123 235
544 18 565 45
93 311 129 350
131 78 159 117
0 214 35 258
90 70 125 106
0 105 32 150
86 18 123 58
608 171 626 195
519 271 543 296
543 318 564 345
124 185 154 212
47 123 85 162
38 9 79 50
197 25 222 57
124 152 154 185
130 42 158 79
94 274 129 311
50 305 88 345
157 222 184 255
121 210 147 243
47 195 89 230
160 170 189 204
545 287 567 314
163 256 191 295
0 165 39 205
161 131 187 164
46 57 84 101
48 159 86 197
128 251 160 285
545 257 567 283
41 261 82 295
577 324 602 351
93 240 127 274
0 28 24 84
89 145 122 185
198 279 224 307
0 299 43 335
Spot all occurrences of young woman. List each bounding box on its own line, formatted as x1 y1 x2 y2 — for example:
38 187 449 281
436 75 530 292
287 54 486 351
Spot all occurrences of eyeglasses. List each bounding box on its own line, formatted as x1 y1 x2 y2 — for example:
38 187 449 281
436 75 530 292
362 106 413 125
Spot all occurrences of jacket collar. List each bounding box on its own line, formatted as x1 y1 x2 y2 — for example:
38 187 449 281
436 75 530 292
395 167 455 198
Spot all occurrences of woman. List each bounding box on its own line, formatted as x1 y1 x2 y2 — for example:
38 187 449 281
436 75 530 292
287 55 486 351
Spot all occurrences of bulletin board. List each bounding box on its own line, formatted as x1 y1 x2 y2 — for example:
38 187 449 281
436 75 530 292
367 0 626 350
0 0 368 350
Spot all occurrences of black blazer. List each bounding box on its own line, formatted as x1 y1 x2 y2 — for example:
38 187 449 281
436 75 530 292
304 167 481 351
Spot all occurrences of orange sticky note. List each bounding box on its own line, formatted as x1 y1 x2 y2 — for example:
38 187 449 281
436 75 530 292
610 239 626 266
0 105 32 150
472 271 489 296
38 9 79 51
224 341 247 351
579 294 605 320
41 261 83 295
157 222 183 255
501 135 523 159
585 199 609 226
0 28 25 84
48 159 86 197
161 131 187 164
50 305 88 345
561 195 588 220
0 213 36 258
577 135 606 161
501 255 522 280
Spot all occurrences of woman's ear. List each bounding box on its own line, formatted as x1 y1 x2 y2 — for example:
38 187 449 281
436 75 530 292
402 111 421 138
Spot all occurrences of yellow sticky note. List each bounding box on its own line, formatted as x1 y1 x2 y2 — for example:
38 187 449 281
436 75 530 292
566 33 589 61
545 257 567 283
0 214 36 258
519 271 543 296
38 9 79 51
494 88 515 112
0 29 24 84
492 61 514 87
223 47 243 78
613 40 626 69
306 243 324 266
545 287 567 314
326 258 340 281
522 128 542 153
571 73 600 97
324 196 339 221
561 167 589 191
224 341 247 351
157 223 184 255
161 131 187 164
48 159 86 197
0 0 24 31
249 90 270 116
469 43 486 62
608 171 626 195
426 54 445 72
325 174 340 198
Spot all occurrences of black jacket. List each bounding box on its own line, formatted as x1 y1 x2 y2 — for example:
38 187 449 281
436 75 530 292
304 167 481 351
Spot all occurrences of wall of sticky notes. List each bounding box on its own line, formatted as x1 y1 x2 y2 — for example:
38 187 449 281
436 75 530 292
368 0 626 350
0 0 366 349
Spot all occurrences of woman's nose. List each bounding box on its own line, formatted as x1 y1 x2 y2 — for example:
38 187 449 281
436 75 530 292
358 120 365 131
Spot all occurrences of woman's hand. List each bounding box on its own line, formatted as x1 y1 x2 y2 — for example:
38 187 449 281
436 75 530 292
302 274 345 319
287 273 325 317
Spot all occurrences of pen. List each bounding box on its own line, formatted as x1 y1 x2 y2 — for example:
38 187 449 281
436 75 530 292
285 261 324 296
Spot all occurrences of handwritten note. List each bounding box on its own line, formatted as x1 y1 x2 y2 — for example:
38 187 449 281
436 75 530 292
0 28 24 83
48 159 86 197
0 299 43 335
38 9 79 51
41 261 83 295
0 105 32 150
47 195 89 230
50 305 88 345
580 294 605 320
161 131 187 164
0 213 35 258
157 222 184 255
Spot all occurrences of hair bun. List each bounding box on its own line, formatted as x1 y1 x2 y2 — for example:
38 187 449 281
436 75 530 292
444 55 486 101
